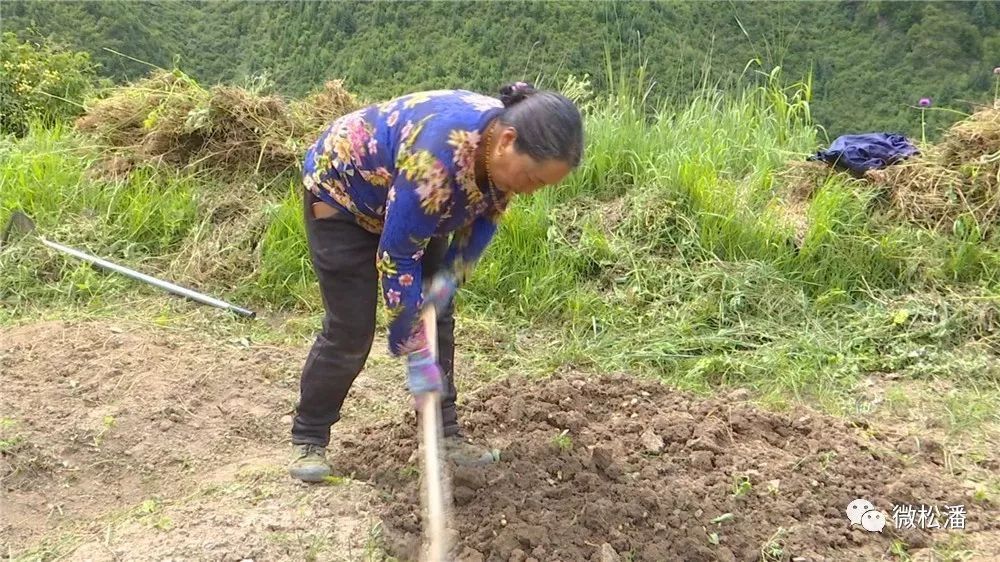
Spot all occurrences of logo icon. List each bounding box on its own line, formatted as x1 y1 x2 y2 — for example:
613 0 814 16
861 509 886 532
847 498 886 533
846 498 875 526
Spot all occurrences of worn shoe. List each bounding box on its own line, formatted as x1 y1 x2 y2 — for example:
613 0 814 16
289 444 332 482
442 434 498 467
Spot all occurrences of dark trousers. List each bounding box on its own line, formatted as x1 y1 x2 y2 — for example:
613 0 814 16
291 190 460 447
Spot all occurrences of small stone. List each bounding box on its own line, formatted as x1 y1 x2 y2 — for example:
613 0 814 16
457 547 484 562
767 479 781 492
508 549 527 562
592 447 613 470
729 388 751 401
599 543 621 562
514 525 546 548
453 486 476 506
718 548 737 562
157 419 174 432
281 415 293 425
640 430 664 454
690 450 714 469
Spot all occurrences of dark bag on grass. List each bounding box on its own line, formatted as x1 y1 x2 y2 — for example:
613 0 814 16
809 133 918 176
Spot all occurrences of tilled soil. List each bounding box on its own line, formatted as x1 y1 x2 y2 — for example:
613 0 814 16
2 320 997 561
334 374 998 562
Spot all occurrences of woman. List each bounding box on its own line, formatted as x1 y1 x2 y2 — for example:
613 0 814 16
290 82 583 482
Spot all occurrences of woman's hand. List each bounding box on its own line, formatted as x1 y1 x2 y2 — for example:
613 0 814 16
422 271 458 312
406 345 443 398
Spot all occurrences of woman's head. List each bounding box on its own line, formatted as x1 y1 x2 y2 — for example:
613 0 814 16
487 82 583 195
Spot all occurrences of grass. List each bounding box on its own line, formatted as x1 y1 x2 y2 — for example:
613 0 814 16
2 65 999 421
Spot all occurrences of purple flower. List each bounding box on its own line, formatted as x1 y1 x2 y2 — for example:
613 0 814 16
919 98 932 108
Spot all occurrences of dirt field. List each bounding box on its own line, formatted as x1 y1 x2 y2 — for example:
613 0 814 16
2 320 998 561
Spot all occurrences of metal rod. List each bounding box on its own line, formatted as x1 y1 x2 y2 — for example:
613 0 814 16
39 237 256 318
420 305 449 561
422 392 447 561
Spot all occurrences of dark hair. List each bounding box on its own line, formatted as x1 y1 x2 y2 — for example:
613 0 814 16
497 81 583 167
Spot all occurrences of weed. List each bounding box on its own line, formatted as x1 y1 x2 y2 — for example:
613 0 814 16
819 450 838 472
398 466 420 479
733 475 753 497
710 513 735 525
890 539 911 561
92 414 116 447
760 527 787 562
363 522 400 562
552 429 573 451
0 435 24 453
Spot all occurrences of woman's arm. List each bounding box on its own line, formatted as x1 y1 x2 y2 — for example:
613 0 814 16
442 213 501 285
378 151 452 357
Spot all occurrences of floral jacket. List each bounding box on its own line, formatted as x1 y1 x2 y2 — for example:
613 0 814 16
302 89 512 356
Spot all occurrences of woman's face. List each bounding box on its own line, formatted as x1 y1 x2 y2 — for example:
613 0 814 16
489 127 573 195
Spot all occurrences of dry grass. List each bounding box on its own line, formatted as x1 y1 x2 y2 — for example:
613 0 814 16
776 105 1000 237
292 79 362 137
75 70 360 178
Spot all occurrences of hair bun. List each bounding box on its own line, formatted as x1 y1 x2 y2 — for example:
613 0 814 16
499 81 537 108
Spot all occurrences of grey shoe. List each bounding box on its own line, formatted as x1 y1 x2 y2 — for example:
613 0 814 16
289 444 332 482
442 434 498 467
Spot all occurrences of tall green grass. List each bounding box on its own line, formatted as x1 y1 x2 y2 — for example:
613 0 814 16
2 69 998 404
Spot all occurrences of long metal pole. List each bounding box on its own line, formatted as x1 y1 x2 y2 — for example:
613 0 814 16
39 237 256 318
420 305 449 561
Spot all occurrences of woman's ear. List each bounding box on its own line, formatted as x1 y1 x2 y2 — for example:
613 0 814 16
496 126 518 155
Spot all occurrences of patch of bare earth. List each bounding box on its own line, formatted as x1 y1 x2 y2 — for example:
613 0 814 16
2 321 997 561
335 375 999 562
0 320 401 560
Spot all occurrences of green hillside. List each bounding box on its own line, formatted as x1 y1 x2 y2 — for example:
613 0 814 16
3 0 999 138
